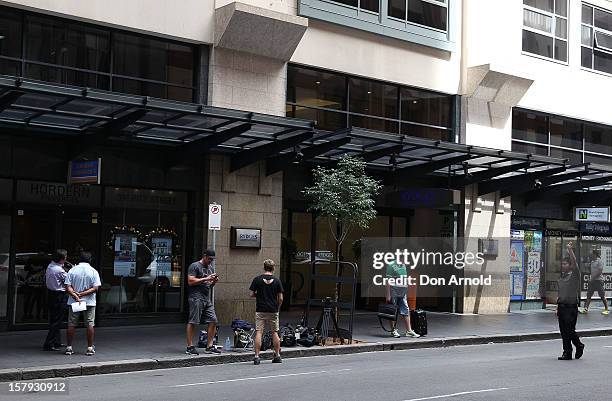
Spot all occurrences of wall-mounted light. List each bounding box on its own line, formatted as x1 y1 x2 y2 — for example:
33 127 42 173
292 145 304 164
462 162 472 178
0 36 5 40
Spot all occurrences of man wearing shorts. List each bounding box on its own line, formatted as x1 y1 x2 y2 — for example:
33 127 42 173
249 259 283 365
185 249 219 355
386 261 419 338
64 252 101 356
580 248 609 315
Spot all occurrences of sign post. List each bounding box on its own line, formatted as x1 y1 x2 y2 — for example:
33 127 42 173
575 207 611 223
208 203 221 307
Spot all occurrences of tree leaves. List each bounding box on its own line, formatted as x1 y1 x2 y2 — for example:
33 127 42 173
303 156 382 245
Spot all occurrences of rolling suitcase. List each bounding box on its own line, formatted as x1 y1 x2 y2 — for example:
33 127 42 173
410 309 427 336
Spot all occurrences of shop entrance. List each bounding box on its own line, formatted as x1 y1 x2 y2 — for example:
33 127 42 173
11 205 100 326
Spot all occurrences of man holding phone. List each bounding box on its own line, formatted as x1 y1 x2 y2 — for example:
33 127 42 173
185 249 220 355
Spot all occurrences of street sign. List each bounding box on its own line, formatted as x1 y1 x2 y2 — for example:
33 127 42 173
208 203 222 230
575 207 610 223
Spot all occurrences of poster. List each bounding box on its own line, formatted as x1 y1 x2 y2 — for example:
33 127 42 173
524 231 534 251
526 251 541 299
510 241 524 272
511 272 524 299
151 236 172 273
114 234 137 277
532 231 542 252
511 229 524 240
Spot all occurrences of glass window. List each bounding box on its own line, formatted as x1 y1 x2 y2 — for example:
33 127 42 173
585 124 612 155
389 0 407 20
523 30 553 58
0 8 22 58
524 0 554 13
582 46 593 68
360 0 379 13
400 87 452 127
512 141 548 156
407 0 448 31
594 50 612 74
550 147 583 164
594 8 612 31
25 15 110 73
334 0 358 7
512 110 548 144
595 30 612 52
522 0 567 62
582 4 593 24
584 153 612 166
582 25 593 46
287 66 347 111
0 59 20 76
26 63 110 89
348 78 398 120
550 118 582 149
401 123 449 140
291 106 347 132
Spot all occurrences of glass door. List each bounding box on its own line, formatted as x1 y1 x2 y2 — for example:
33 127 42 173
12 208 56 325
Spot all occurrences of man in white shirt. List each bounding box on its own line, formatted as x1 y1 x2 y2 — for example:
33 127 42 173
64 252 101 356
580 248 609 315
43 249 68 351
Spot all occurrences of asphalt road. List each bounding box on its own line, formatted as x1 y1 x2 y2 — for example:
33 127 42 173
4 336 612 401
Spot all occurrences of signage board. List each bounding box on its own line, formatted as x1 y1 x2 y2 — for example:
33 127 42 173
385 188 460 209
230 227 261 249
575 207 610 223
16 180 101 207
105 187 187 211
208 203 222 231
114 234 137 277
68 159 101 184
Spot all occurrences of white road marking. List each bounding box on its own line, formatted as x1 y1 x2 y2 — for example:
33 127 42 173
403 387 509 401
172 368 352 387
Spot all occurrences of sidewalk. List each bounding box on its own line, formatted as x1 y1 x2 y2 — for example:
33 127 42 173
1 308 611 381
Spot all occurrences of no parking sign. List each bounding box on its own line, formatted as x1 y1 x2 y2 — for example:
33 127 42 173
208 203 221 231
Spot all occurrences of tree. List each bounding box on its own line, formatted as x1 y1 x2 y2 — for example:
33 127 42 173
303 156 382 300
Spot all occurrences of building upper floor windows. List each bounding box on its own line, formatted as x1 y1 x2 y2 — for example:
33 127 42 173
581 3 612 75
286 64 454 141
0 7 197 102
512 109 612 166
298 0 455 51
522 0 568 62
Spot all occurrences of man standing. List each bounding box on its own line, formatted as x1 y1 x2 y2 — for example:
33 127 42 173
386 261 419 338
185 249 219 355
580 248 609 315
250 259 283 365
43 249 68 351
64 252 101 356
557 242 585 360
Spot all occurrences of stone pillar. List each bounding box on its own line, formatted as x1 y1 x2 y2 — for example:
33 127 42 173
207 155 283 324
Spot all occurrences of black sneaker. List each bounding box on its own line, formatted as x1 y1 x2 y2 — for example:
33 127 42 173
575 343 585 359
272 355 282 363
185 346 199 355
558 352 572 360
206 346 221 354
254 357 261 365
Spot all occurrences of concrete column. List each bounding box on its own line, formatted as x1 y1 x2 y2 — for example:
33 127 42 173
206 155 283 324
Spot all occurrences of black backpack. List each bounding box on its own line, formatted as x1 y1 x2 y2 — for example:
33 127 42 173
279 324 296 347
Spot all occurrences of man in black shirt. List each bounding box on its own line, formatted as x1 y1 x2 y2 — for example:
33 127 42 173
557 242 584 360
249 259 284 365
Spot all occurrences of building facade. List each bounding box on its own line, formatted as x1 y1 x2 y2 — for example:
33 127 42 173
0 0 611 331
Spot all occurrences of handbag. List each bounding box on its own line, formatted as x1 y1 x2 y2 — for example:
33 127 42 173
377 302 399 333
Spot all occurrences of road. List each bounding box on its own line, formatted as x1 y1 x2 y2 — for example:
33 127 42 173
3 336 612 401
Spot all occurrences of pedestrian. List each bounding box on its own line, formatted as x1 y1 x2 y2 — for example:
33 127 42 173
557 242 585 360
386 260 419 338
185 249 219 355
64 251 101 356
580 248 609 315
249 259 284 365
42 249 68 351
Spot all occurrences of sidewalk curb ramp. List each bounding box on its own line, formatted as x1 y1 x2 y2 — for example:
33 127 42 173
2 328 611 382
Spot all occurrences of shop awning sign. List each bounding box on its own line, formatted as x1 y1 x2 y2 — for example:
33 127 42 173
208 203 222 231
68 159 101 185
575 207 610 223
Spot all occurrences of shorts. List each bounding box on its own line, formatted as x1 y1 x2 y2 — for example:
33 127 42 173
391 296 409 316
255 312 280 332
587 280 605 298
68 306 96 327
188 298 217 325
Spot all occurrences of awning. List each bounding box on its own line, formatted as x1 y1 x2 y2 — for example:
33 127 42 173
0 75 611 198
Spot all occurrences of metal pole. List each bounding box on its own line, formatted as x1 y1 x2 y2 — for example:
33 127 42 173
211 229 216 307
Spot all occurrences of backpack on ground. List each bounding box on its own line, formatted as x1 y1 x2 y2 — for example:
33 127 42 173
410 309 427 336
279 324 296 347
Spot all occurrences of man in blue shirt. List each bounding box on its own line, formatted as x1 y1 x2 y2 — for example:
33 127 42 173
43 249 68 351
